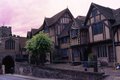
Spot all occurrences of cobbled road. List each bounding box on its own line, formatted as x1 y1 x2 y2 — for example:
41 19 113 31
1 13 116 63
0 74 61 80
0 75 33 80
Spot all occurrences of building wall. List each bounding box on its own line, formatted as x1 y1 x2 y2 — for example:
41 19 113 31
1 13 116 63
87 6 111 43
27 6 120 65
0 26 11 37
89 26 93 43
0 26 27 64
114 28 120 42
80 30 89 44
0 37 20 52
60 43 70 49
68 48 72 62
94 34 103 42
0 52 16 63
0 37 19 64
59 36 70 62
114 28 120 63
70 38 79 46
105 26 110 39
91 44 114 64
115 31 118 42
71 47 81 62
116 46 120 63
89 20 110 43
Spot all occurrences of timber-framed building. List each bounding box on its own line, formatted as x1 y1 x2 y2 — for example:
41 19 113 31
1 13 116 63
27 3 120 66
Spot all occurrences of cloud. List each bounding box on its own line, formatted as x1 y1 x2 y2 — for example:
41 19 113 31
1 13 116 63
0 0 47 37
0 2 15 25
0 0 120 37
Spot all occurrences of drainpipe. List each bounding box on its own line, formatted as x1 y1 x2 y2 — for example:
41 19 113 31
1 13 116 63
112 27 116 68
93 55 98 72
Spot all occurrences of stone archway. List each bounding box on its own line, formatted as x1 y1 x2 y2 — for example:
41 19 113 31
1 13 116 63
2 56 14 74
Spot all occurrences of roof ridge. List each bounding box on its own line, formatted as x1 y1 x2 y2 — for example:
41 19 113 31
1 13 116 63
51 8 69 18
45 8 73 26
92 2 114 10
91 2 115 20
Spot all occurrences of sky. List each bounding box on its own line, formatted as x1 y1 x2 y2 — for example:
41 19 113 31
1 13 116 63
0 0 120 37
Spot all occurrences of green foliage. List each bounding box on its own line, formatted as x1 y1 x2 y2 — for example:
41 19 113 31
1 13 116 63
26 32 52 53
25 32 52 65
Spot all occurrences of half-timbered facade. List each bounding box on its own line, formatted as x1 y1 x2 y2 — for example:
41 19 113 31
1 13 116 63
27 3 120 66
84 3 114 64
33 8 74 62
113 25 120 64
70 16 89 64
58 23 72 62
112 8 120 64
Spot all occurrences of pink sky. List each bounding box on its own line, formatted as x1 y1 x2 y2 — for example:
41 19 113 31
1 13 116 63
0 0 120 37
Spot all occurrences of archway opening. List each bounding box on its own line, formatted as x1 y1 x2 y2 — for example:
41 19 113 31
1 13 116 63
2 56 14 74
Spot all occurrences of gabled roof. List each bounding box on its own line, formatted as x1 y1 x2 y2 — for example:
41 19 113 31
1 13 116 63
44 8 74 27
27 28 39 37
85 3 115 25
59 16 86 38
27 31 31 38
71 16 86 30
34 8 74 35
59 23 73 38
19 37 27 48
34 23 44 35
112 8 120 26
31 29 39 35
92 3 114 20
84 3 120 27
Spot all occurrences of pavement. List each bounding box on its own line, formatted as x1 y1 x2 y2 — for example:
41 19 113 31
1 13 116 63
103 68 120 80
46 63 120 80
0 74 62 80
1 63 120 80
46 63 94 72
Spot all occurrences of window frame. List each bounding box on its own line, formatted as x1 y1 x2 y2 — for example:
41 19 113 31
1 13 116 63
61 37 68 44
5 39 15 50
71 29 78 38
97 45 107 58
72 48 80 57
92 22 103 35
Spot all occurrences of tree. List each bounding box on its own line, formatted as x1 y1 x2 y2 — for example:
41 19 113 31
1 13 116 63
26 32 52 65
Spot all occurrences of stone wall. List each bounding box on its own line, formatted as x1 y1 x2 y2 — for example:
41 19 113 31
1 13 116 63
15 62 104 80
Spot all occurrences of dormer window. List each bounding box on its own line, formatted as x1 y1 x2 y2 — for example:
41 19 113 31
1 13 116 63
90 9 101 24
60 18 70 24
71 29 78 38
92 22 103 35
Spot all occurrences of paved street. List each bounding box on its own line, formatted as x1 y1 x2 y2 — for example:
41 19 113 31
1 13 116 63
103 68 120 80
0 75 31 80
0 74 61 80
46 63 120 80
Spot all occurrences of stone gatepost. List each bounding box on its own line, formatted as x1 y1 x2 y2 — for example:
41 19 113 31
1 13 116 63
2 65 5 74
